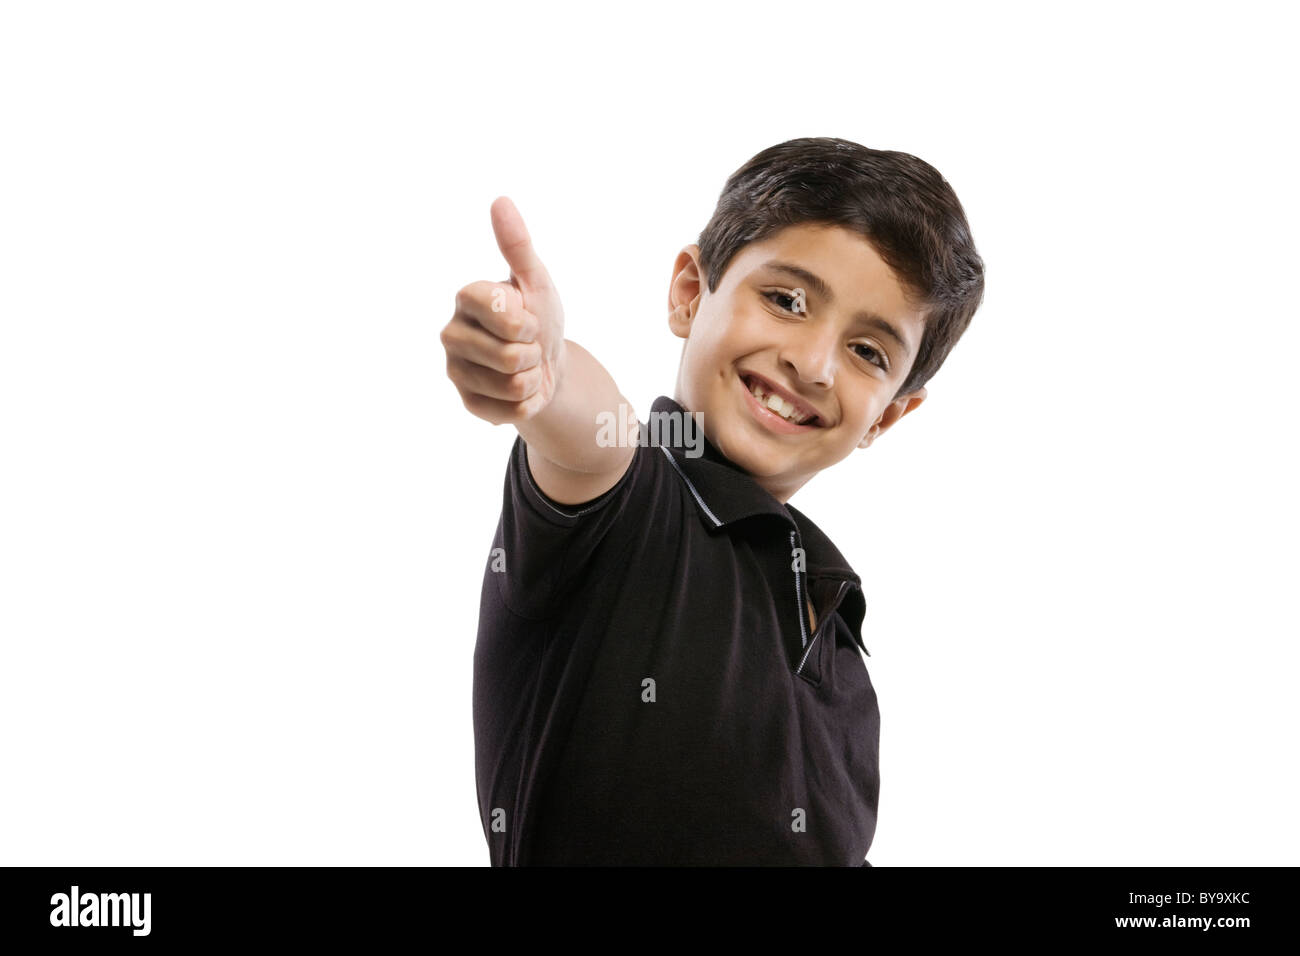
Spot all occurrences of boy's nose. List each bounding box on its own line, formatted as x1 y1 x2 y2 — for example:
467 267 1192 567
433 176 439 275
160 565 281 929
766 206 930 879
778 327 838 388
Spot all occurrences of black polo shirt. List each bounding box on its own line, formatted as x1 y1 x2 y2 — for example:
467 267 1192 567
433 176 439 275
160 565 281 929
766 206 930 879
472 395 880 865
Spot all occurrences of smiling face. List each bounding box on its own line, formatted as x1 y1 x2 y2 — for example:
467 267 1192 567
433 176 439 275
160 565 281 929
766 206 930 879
668 222 930 503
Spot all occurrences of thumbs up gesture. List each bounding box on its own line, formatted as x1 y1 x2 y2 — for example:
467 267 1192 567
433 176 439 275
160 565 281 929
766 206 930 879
442 197 568 425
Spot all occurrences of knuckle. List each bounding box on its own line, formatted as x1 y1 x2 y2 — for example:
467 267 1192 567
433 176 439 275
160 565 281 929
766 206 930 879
507 370 534 401
455 281 489 312
504 343 529 372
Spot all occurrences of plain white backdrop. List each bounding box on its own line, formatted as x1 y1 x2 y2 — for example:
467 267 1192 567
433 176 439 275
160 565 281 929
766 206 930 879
2 1 1296 866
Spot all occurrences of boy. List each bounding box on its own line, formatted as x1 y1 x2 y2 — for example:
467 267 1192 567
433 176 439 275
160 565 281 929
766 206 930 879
444 137 985 865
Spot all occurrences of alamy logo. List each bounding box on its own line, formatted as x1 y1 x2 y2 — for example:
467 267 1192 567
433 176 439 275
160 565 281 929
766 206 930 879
49 885 151 936
595 403 705 458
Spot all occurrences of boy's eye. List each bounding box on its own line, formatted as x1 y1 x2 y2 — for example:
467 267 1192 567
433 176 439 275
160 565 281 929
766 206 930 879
762 290 802 313
852 343 889 371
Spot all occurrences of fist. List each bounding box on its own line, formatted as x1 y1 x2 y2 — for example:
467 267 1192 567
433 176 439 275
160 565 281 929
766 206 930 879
441 196 567 425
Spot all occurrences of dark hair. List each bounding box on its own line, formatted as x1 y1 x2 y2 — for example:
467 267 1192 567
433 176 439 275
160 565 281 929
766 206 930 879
696 137 985 399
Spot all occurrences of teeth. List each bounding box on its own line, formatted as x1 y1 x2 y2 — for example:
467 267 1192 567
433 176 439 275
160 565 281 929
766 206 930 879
748 378 812 425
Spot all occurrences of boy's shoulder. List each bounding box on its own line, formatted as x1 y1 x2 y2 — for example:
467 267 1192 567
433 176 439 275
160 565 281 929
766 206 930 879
648 396 861 576
647 395 868 654
490 394 864 638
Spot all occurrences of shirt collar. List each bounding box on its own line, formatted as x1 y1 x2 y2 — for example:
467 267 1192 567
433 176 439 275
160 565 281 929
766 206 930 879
650 395 862 584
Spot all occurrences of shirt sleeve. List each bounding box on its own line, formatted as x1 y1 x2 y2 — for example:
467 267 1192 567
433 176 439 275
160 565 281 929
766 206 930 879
489 431 652 620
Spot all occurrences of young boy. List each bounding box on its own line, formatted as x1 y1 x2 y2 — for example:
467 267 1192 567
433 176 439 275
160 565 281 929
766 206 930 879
444 137 985 866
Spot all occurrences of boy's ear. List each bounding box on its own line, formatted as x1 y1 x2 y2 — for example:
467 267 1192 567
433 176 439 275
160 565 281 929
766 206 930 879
859 387 927 448
668 244 703 338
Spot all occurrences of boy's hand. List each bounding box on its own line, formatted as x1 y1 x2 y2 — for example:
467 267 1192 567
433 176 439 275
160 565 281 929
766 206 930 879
442 196 568 425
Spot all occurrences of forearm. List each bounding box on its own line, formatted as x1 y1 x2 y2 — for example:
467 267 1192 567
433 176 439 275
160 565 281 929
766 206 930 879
515 339 634 475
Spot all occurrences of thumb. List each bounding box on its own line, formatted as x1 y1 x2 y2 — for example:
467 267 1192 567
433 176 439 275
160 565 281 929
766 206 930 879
490 196 553 294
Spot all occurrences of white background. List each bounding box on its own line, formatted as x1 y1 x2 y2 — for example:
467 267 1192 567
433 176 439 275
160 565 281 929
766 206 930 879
2 1 1296 866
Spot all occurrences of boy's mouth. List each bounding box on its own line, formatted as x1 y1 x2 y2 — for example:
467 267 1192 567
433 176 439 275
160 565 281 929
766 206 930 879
739 371 826 429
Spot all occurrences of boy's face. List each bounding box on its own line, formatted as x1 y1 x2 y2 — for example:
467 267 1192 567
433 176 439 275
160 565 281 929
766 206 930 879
668 222 929 503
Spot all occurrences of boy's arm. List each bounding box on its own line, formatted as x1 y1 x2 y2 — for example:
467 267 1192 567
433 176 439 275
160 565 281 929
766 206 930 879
517 340 636 505
441 196 636 505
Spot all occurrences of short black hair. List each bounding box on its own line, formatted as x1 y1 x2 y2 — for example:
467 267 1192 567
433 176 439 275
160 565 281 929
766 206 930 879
696 137 985 399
